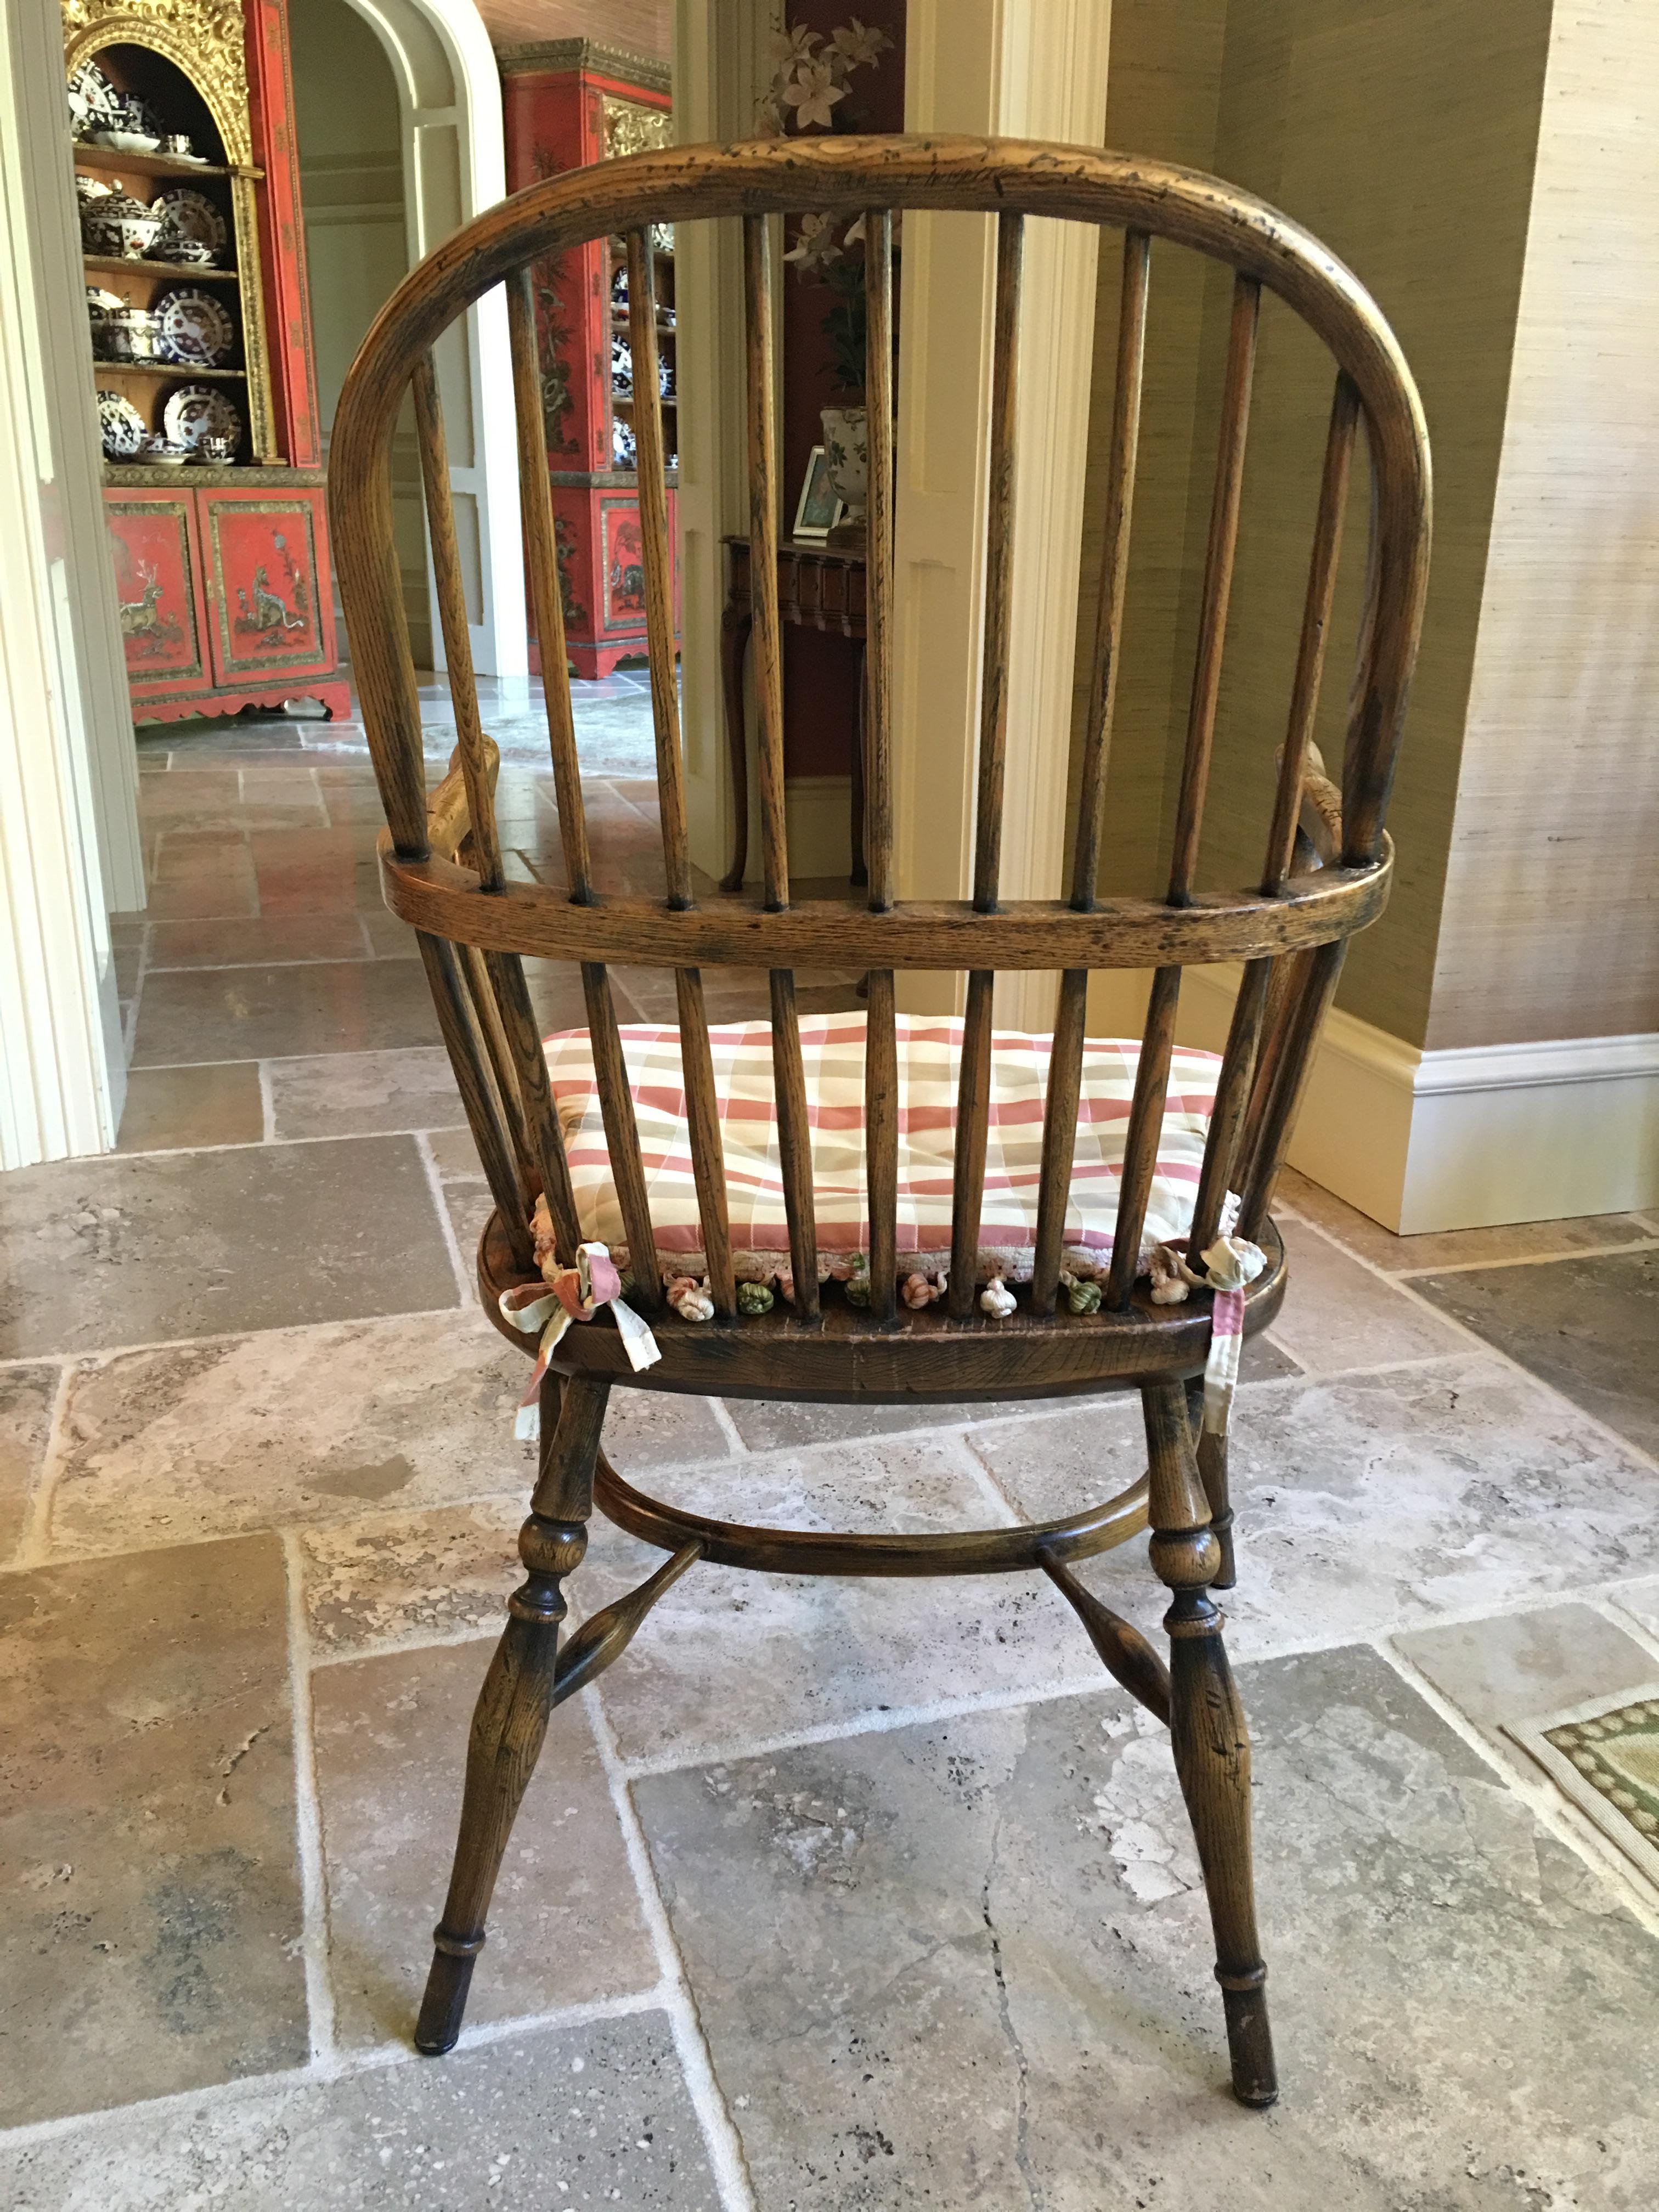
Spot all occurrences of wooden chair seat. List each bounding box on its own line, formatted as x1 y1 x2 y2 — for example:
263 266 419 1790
477 1203 1289 1403
329 133 1430 2113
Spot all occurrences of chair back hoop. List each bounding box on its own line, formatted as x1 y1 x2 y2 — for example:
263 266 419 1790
329 133 1431 1323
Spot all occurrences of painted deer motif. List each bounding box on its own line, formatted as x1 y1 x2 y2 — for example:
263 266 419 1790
119 563 165 636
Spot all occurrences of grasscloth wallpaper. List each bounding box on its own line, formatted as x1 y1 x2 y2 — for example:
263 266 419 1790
1072 0 1561 1052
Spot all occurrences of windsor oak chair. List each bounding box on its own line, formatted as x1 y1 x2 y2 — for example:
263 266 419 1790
329 135 1430 2113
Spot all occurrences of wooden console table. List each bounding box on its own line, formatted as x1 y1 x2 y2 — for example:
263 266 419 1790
720 534 866 892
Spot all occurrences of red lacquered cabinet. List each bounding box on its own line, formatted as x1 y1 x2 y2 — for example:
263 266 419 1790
500 38 680 680
63 0 348 724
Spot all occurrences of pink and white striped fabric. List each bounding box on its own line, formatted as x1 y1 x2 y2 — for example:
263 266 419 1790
540 1013 1222 1285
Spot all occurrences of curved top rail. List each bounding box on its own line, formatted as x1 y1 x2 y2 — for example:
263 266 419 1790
329 133 1431 870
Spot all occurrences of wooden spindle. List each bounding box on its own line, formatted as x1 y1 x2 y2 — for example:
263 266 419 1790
411 353 503 895
1341 448 1386 863
769 967 819 1321
1036 234 1152 1321
945 216 1022 1319
1070 228 1150 910
743 215 789 910
864 966 898 1325
1262 373 1358 894
861 215 898 1327
624 229 692 910
580 964 664 1316
507 267 592 902
1239 940 1347 1237
1231 949 1304 1209
460 943 531 1191
1166 274 1260 905
417 930 534 1274
484 946 582 1264
1030 966 1088 1316
1105 965 1181 1310
673 968 736 1319
972 211 1023 913
862 209 895 913
948 970 996 1319
1186 953 1272 1259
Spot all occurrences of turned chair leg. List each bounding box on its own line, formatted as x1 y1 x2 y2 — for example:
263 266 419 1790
1144 1381 1277 2107
415 1373 610 2055
1184 1375 1236 1590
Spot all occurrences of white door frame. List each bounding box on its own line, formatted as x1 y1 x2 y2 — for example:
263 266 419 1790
673 0 1111 996
0 0 141 1169
343 0 527 683
894 0 1111 1027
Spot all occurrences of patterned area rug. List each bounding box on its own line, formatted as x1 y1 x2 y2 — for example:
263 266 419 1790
1506 1685 1659 1888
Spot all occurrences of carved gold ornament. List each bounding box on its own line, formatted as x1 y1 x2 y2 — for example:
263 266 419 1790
63 0 252 167
602 96 672 161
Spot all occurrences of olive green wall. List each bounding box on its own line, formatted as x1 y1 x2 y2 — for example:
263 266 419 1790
1073 0 1554 1049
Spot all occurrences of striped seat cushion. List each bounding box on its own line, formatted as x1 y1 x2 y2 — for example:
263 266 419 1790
540 1013 1221 1286
546 1013 1221 1291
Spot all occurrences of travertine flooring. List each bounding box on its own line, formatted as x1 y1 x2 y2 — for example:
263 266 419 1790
3 678 1657 2207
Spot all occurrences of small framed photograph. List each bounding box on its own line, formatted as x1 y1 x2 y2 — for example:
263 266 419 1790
792 444 843 541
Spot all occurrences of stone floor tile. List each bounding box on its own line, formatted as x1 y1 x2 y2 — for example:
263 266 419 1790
1276 1165 1651 1272
0 1362 58 1564
1268 1213 1466 1372
1395 1601 1659 1767
596 1386 740 1476
583 1436 1091 1769
142 835 258 920
312 1643 657 2046
49 1312 529 1556
1612 1576 1659 1641
1413 1247 1659 1457
633 1645 1659 2208
978 1354 1659 1660
0 2013 715 2210
252 847 387 916
358 904 421 957
524 955 615 1034
267 1045 464 1139
299 1498 524 1656
0 1536 306 2125
133 960 440 1065
145 912 370 969
134 766 242 821
115 1062 264 1152
0 1136 456 1359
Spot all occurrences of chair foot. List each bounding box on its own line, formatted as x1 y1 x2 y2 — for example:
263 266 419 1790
1144 1383 1279 2105
413 1376 608 2054
1220 1974 1278 2106
415 1931 483 2054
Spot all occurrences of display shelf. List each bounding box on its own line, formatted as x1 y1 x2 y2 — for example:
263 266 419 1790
74 146 261 181
95 362 246 380
85 252 240 282
501 39 679 676
66 0 346 724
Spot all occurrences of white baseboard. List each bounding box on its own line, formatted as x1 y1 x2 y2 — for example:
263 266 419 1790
1172 965 1659 1233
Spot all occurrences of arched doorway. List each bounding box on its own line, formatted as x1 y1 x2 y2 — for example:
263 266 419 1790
291 0 526 682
